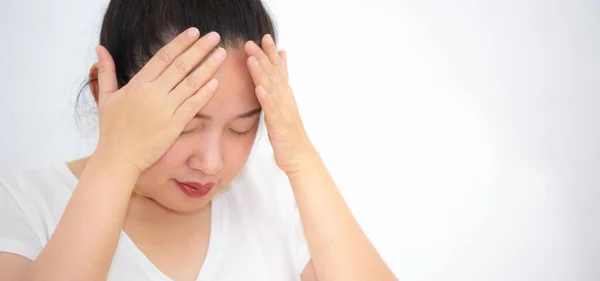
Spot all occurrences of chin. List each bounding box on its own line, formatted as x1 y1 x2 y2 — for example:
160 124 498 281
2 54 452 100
148 195 213 215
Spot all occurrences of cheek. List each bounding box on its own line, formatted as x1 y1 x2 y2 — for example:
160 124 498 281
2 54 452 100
221 131 259 175
140 129 259 185
140 138 191 180
155 139 192 167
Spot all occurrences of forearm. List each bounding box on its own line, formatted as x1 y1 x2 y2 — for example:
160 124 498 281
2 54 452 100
287 147 397 281
26 153 139 281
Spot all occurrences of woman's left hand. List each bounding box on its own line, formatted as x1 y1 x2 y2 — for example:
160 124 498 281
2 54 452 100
244 34 314 175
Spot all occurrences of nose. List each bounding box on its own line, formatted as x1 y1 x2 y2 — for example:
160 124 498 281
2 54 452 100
188 140 223 176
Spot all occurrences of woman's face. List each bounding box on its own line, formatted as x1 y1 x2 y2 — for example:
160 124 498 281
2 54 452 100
134 48 261 214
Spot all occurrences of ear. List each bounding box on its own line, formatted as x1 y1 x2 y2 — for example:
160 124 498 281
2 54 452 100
88 62 100 105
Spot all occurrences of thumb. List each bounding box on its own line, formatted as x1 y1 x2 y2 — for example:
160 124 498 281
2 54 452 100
94 45 118 102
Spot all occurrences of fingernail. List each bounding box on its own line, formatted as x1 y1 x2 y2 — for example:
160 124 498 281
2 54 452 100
247 41 259 51
213 48 226 61
265 34 274 45
206 32 220 44
187 28 199 40
207 78 218 89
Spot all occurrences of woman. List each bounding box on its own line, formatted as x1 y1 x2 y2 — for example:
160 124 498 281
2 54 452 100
0 0 397 280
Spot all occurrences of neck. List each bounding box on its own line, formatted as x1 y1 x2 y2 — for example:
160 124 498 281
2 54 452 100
67 156 210 232
127 193 210 229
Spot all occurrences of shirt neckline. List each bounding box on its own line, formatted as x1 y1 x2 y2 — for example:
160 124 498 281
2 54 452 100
56 162 223 281
119 200 223 281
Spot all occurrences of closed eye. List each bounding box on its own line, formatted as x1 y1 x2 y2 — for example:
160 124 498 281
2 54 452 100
229 121 258 137
229 128 252 137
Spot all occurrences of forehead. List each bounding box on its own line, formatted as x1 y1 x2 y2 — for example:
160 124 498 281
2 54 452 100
200 48 259 117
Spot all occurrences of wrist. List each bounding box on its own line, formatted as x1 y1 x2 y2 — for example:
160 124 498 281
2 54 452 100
284 144 322 178
88 146 143 179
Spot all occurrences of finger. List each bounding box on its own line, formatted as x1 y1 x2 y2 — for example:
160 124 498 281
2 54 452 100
244 40 276 75
88 62 100 102
279 50 288 78
135 27 201 82
261 34 283 67
247 55 272 92
167 47 227 110
172 79 219 128
94 45 118 103
255 85 276 115
279 50 287 68
157 32 221 91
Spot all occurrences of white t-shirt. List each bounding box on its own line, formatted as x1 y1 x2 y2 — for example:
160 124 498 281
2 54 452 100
0 145 311 280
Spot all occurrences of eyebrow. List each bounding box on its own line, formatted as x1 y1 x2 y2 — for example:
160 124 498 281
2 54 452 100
195 108 262 120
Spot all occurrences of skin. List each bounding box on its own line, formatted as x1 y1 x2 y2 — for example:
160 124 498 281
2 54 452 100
0 29 397 281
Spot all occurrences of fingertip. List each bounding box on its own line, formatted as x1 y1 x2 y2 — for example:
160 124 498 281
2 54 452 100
279 50 287 61
206 31 221 45
95 45 103 60
244 41 252 52
255 85 266 98
263 34 274 47
186 27 200 40
245 40 261 54
95 45 113 65
207 78 219 90
247 56 259 68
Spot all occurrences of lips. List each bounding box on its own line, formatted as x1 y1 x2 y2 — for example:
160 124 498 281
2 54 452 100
175 180 214 197
182 181 214 190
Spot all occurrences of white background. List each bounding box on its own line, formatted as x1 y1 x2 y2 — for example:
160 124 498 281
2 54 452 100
1 0 599 280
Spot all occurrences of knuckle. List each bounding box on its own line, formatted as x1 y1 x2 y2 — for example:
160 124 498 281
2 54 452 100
262 79 272 90
175 37 188 49
267 72 276 82
173 58 188 74
138 81 152 92
130 83 146 96
156 48 172 64
197 40 213 52
190 41 214 60
272 57 283 67
183 77 198 92
97 65 108 75
184 98 197 114
200 34 218 48
199 61 217 77
204 63 217 75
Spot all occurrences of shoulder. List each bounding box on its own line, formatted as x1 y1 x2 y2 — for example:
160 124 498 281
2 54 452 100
0 163 75 196
0 163 76 221
0 164 75 260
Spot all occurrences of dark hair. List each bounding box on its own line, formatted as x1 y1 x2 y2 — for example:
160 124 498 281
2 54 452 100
76 0 277 127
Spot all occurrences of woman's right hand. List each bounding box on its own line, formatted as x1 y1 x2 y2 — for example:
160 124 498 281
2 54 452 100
92 28 226 174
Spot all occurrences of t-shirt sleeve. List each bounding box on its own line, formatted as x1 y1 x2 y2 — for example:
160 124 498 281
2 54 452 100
0 181 43 260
